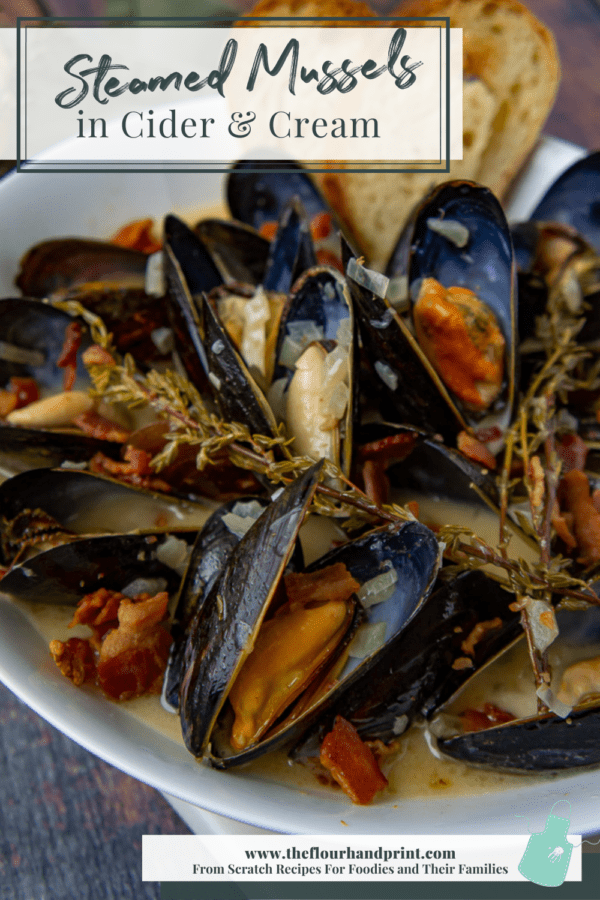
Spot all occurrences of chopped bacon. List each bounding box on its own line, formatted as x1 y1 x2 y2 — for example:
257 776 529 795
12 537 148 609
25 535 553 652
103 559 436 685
73 411 130 443
284 563 360 608
460 702 516 733
557 433 588 473
97 592 172 700
310 212 333 241
258 221 278 241
558 469 600 566
89 446 172 493
51 589 172 701
457 431 497 470
57 321 83 391
320 716 388 805
361 459 389 507
551 500 577 550
316 248 344 273
406 500 420 519
82 345 116 367
357 432 419 505
49 637 96 686
69 587 123 638
111 218 161 254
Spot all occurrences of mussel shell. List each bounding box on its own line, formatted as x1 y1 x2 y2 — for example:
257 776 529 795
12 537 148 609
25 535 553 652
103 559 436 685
347 265 465 441
262 199 317 295
227 160 332 232
0 468 210 538
194 219 270 286
200 291 279 438
294 569 519 753
275 266 355 474
164 215 222 297
208 517 440 768
530 151 600 253
16 239 148 297
407 181 517 431
0 299 122 467
179 461 323 759
0 532 192 606
437 703 600 771
0 298 91 390
163 496 269 710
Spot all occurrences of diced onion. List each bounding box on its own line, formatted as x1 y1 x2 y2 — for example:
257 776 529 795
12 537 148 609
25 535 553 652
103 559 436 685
122 577 168 598
156 535 190 575
356 566 398 608
374 360 399 391
347 622 387 658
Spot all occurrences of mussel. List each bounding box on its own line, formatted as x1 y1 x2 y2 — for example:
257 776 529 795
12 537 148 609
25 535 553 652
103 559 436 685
349 181 517 445
179 462 441 767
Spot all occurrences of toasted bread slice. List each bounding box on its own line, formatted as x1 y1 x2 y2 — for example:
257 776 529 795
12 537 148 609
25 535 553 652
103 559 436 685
237 0 560 271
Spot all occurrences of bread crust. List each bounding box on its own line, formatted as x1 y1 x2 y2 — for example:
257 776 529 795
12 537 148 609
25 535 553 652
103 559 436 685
234 0 561 270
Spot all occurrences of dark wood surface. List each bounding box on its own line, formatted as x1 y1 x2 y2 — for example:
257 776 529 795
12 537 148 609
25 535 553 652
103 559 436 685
1 2 600 898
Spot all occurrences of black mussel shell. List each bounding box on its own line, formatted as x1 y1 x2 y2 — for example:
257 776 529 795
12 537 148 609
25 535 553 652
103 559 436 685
16 239 148 297
347 262 464 442
227 160 332 233
179 461 323 759
205 517 440 768
164 215 222 296
0 299 123 467
0 468 209 546
530 151 600 253
407 181 517 430
163 496 269 710
262 199 317 295
275 266 355 475
194 219 269 286
294 569 519 753
0 531 194 606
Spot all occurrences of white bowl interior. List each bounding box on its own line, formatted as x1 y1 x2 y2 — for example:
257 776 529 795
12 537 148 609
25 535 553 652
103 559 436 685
1 137 600 836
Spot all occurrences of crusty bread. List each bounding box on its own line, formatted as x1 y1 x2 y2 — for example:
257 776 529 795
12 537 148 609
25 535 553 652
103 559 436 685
238 0 560 271
237 0 376 24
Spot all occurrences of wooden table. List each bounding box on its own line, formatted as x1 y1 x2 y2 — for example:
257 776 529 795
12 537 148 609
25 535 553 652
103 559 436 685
1 1 600 898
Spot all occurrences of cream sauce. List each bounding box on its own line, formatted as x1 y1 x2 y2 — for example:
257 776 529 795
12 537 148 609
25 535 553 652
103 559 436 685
8 496 597 804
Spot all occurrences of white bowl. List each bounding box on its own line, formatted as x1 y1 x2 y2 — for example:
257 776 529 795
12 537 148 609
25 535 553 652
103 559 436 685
1 136 599 837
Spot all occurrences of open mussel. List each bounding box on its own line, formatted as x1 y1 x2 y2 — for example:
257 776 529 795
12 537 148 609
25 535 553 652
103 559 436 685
529 151 600 253
179 462 441 768
163 495 272 710
0 299 126 470
430 607 600 772
349 181 517 446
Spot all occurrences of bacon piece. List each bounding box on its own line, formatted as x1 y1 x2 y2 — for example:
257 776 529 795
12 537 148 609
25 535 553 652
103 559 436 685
284 562 360 608
551 500 577 550
457 431 497 470
557 433 588 473
258 221 278 241
357 432 419 505
320 716 388 805
57 321 83 391
111 218 161 254
49 637 96 686
310 212 333 241
89 446 172 493
460 702 516 733
73 410 130 443
558 469 600 566
96 591 172 700
69 587 123 638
